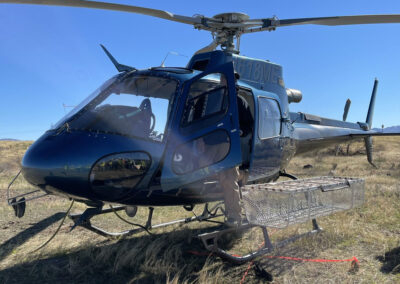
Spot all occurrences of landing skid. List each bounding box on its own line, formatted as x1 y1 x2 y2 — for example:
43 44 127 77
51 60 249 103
68 203 224 240
68 202 323 263
198 219 322 264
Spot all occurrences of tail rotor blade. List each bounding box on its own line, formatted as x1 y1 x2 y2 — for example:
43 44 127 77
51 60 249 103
366 79 379 130
343 99 351 121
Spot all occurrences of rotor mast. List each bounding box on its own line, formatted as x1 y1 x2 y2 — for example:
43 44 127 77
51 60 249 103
206 13 250 54
193 12 278 54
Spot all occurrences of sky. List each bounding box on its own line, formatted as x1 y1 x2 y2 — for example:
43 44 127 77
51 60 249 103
0 0 399 140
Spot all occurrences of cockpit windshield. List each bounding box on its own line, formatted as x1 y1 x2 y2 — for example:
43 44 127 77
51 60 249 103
54 75 178 142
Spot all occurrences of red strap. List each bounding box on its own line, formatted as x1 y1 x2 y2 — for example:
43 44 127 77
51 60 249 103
264 255 359 263
240 261 253 284
187 250 211 257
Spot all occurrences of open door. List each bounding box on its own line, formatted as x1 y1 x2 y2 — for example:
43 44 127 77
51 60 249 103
161 62 242 191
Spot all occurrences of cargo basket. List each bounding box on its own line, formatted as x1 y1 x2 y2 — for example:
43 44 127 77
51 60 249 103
242 176 365 228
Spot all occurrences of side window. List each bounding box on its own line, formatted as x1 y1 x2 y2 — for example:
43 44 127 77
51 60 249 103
181 73 228 127
258 97 281 139
172 130 230 174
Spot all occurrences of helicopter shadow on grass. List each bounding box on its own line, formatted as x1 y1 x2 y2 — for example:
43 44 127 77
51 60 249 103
0 222 245 283
0 212 65 262
376 246 400 274
0 220 337 283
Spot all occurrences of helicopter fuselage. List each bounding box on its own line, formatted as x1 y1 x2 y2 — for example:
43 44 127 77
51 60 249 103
21 51 373 207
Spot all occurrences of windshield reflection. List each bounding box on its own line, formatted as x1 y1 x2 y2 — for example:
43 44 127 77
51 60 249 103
56 75 178 142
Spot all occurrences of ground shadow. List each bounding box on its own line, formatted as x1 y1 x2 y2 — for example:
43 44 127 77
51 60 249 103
0 223 237 283
376 246 400 274
0 224 334 283
0 213 64 262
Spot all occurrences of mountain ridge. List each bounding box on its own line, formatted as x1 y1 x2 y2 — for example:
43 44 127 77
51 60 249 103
372 125 400 133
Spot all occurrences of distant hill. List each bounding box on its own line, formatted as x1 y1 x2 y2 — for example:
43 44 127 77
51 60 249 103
372 125 400 133
0 138 19 141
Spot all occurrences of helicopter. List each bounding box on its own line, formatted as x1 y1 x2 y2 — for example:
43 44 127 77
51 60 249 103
3 0 400 263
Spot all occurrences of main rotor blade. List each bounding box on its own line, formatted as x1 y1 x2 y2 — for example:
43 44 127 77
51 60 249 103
280 14 400 26
245 14 400 33
0 0 205 26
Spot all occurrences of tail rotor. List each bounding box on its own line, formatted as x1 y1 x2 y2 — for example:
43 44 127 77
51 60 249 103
364 79 379 168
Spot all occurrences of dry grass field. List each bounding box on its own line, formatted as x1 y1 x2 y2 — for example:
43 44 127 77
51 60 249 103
0 137 399 283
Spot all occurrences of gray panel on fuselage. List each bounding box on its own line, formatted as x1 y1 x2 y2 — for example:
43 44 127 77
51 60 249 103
232 54 289 116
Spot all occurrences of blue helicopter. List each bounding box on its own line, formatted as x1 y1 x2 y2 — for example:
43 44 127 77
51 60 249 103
4 1 400 263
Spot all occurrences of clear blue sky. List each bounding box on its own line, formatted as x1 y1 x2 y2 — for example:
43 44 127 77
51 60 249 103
1 0 399 140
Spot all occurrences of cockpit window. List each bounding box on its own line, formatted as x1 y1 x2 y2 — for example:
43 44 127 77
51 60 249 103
57 75 177 142
52 76 117 130
181 73 228 127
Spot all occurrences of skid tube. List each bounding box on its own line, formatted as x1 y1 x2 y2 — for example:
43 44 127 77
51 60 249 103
198 218 322 264
68 203 224 239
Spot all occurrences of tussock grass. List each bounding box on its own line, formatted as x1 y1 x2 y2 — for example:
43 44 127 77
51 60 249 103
0 137 400 283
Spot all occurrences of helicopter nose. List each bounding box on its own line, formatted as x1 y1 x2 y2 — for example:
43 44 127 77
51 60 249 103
21 133 93 199
21 131 158 202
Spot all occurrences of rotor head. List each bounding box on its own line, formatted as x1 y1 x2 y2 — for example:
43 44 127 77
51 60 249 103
212 12 250 23
195 13 252 53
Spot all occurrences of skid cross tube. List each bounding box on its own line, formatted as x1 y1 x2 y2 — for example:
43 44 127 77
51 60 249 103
68 203 224 239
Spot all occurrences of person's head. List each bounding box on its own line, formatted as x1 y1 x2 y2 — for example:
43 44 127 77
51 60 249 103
139 98 152 111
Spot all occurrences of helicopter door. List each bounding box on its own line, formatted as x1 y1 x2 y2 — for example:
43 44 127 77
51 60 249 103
249 96 283 181
161 63 242 191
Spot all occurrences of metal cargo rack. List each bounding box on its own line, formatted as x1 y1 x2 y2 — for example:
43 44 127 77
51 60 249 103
242 176 365 228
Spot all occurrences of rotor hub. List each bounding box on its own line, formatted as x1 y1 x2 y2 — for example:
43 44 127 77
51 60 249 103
207 13 250 53
212 12 250 24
